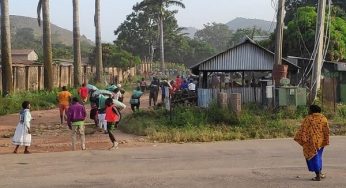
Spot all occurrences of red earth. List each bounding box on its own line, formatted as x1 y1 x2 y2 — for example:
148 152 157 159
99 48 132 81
0 92 155 154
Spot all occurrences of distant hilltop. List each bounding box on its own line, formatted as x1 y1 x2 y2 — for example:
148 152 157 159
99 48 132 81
182 17 275 38
7 15 93 46
226 17 275 32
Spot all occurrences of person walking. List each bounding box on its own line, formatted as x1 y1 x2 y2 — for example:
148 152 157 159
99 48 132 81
12 101 32 154
57 86 72 125
67 97 87 151
140 78 147 92
78 83 89 104
188 79 196 92
294 105 330 181
149 77 160 106
105 98 121 150
97 94 108 134
130 87 144 112
117 84 125 103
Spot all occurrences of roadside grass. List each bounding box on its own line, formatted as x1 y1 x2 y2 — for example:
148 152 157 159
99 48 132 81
119 104 307 143
0 88 78 116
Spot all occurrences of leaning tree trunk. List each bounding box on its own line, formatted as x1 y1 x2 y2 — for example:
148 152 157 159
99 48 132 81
95 0 103 83
42 0 53 90
1 0 14 96
73 0 82 86
159 15 165 72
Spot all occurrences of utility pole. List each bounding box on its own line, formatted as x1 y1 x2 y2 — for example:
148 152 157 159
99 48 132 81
272 0 285 108
310 0 326 104
274 0 285 66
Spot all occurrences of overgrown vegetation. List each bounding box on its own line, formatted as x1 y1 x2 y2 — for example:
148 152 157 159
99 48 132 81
119 103 346 143
0 89 78 116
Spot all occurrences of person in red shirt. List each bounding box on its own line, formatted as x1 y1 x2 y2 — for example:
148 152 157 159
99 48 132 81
175 75 182 90
105 98 121 150
78 83 89 104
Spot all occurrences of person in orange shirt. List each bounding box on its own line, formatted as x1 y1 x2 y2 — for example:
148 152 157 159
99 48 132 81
57 86 72 125
78 83 89 104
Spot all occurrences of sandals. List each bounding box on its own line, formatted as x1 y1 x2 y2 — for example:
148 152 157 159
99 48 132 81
311 174 326 181
311 177 321 181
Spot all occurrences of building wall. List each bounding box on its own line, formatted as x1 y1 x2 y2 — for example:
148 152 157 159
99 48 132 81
28 51 38 61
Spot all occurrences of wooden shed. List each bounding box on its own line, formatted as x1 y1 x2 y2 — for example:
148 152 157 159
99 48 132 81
190 38 300 107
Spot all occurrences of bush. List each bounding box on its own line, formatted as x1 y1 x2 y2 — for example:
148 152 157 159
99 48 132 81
206 102 239 125
119 104 302 143
0 88 78 116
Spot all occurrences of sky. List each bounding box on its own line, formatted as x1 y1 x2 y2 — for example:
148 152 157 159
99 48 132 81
9 0 276 42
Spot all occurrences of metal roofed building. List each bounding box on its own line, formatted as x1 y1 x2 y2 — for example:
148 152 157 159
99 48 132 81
190 38 300 107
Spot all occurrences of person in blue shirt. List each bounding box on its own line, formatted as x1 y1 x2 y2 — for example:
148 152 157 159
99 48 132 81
180 79 189 90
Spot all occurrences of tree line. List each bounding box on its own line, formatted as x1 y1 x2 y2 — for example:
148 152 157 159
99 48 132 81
2 0 346 96
1 0 104 95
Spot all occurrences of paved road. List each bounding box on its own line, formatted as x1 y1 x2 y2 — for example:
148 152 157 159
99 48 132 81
1 137 346 188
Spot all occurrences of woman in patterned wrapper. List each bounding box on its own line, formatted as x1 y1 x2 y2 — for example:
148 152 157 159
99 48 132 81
12 101 32 154
294 105 330 181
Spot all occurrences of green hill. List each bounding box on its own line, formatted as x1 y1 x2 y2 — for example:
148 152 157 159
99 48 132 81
9 15 93 46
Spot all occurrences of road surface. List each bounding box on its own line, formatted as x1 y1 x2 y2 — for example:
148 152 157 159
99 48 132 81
1 137 346 188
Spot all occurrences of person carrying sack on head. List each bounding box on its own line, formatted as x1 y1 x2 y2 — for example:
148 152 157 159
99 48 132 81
130 87 143 112
105 98 121 150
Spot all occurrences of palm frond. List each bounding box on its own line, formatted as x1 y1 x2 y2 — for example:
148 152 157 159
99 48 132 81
165 0 185 9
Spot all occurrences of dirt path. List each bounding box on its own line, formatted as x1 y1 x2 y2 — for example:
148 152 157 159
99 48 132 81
0 92 154 154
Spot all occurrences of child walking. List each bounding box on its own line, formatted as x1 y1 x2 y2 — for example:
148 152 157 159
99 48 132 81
13 101 32 154
105 98 121 150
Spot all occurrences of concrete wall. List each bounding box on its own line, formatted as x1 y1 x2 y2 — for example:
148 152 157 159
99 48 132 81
0 63 151 92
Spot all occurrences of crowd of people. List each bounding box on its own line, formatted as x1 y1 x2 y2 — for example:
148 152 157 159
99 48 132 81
138 75 197 107
11 76 197 153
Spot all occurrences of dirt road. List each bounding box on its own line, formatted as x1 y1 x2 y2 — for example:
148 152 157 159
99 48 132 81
0 93 154 154
1 137 346 188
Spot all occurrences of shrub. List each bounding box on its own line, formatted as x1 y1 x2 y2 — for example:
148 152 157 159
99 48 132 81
0 88 78 116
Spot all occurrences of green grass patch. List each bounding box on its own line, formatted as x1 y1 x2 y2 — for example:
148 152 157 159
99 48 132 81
119 103 310 143
0 88 78 116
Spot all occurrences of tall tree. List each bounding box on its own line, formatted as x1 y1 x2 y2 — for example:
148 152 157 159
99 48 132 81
1 0 14 96
94 0 103 83
37 0 53 90
134 0 185 72
73 0 82 86
284 6 346 61
115 8 215 66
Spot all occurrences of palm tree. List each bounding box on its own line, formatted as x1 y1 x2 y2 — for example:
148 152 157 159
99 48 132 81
37 0 53 90
73 0 82 86
94 0 103 83
135 0 185 72
1 0 14 96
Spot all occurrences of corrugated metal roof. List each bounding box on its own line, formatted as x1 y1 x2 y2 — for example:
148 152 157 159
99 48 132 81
190 38 299 74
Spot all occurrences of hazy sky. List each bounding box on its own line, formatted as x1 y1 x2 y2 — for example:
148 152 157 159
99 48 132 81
9 0 276 42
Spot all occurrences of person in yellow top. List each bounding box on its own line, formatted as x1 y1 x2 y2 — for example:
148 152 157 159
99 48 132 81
294 105 330 181
57 86 72 125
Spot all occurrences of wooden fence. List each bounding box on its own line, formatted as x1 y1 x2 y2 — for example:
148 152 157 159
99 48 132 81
0 63 153 92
